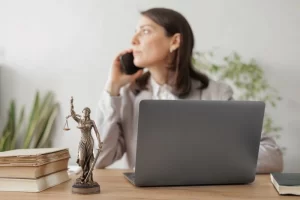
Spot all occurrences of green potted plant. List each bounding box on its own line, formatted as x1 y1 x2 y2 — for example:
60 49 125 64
0 91 59 151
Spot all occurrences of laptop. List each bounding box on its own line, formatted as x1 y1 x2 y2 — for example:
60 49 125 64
124 100 265 187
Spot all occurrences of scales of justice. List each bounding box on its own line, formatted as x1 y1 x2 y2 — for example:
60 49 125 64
63 96 103 194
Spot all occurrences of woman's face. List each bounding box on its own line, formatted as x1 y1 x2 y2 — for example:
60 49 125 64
82 109 89 118
131 15 173 68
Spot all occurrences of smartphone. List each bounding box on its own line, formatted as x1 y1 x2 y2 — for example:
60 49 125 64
120 52 142 75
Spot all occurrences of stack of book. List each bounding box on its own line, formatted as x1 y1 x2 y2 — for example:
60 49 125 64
0 147 71 192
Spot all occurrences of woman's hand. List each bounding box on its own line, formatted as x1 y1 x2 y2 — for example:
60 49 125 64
107 49 143 96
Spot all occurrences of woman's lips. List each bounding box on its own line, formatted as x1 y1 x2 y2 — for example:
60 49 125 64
133 50 141 54
133 52 141 57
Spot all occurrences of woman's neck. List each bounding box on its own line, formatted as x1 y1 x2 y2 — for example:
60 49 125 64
148 65 169 85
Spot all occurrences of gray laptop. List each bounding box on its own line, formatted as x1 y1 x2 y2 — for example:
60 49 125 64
124 100 265 187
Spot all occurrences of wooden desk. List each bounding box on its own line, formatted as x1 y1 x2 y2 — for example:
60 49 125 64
0 169 297 200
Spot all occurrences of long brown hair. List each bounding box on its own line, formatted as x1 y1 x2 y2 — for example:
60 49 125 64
130 8 209 98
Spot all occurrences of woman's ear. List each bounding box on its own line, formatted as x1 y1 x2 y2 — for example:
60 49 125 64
169 33 181 52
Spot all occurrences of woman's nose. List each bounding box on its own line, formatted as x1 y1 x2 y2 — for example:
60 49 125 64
131 32 139 45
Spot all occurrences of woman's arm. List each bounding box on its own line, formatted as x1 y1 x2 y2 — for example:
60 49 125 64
256 136 283 173
95 86 132 168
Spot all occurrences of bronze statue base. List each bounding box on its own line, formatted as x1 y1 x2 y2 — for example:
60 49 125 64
72 180 100 194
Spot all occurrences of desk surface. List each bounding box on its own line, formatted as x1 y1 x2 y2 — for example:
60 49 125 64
0 169 297 200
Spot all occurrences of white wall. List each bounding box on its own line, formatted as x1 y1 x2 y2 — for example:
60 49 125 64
0 0 299 172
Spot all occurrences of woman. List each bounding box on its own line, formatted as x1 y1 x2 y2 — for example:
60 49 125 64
95 8 283 173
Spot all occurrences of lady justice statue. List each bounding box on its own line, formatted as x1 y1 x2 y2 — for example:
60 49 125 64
64 96 103 194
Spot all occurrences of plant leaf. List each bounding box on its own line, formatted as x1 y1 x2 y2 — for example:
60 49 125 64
37 103 59 148
23 91 40 148
16 105 25 133
0 131 11 152
30 92 55 148
4 101 16 150
33 105 54 148
10 105 25 150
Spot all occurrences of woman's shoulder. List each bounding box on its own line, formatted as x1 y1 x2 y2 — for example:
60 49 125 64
192 78 234 100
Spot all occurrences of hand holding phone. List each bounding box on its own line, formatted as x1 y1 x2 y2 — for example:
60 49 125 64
107 50 143 96
120 52 142 75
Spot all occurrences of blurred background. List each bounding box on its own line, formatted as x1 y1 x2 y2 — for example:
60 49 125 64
0 0 299 172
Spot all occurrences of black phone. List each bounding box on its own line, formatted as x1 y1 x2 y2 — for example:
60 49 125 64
120 52 141 75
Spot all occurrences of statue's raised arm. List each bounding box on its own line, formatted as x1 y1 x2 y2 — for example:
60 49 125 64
69 96 81 123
